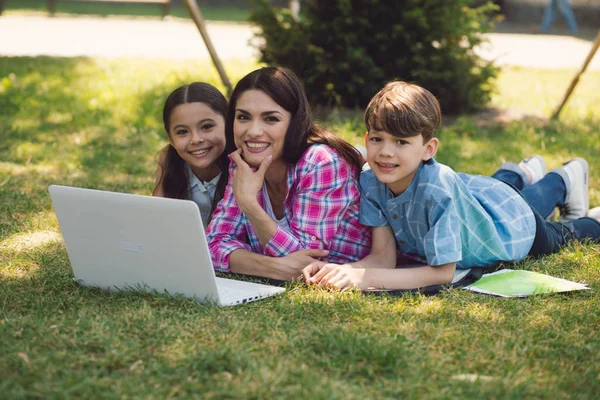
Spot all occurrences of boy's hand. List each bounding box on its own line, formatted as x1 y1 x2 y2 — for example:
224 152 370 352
303 262 366 291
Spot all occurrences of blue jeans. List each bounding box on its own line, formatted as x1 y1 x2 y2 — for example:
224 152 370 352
493 166 600 257
541 0 578 34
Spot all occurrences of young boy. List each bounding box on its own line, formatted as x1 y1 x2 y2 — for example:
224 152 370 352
303 81 600 291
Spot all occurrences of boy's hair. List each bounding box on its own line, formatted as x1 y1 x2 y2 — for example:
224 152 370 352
364 81 442 142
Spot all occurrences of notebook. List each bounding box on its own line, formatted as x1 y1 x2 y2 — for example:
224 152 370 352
48 185 285 306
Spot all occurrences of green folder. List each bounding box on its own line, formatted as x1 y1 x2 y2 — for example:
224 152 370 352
464 269 590 297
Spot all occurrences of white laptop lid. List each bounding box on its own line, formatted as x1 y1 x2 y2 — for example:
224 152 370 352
48 185 284 305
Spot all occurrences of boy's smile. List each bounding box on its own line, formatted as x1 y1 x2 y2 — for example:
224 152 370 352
366 130 438 196
374 161 399 172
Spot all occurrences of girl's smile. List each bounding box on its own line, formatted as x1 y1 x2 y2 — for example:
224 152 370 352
188 146 216 158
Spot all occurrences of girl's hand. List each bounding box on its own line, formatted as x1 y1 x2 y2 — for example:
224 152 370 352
304 262 366 291
230 149 273 212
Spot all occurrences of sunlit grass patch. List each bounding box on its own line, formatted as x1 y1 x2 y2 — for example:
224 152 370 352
1 230 61 253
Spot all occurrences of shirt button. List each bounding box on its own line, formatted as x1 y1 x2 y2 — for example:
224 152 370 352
399 240 405 244
388 193 393 199
392 215 398 220
311 236 316 240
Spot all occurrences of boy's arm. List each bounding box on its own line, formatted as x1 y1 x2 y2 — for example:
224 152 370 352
304 224 456 290
305 261 456 291
360 262 456 290
348 225 396 269
303 225 395 284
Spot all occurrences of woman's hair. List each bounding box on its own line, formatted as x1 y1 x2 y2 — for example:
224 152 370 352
225 66 362 170
156 82 229 213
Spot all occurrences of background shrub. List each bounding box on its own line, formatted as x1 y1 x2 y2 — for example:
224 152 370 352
250 0 501 114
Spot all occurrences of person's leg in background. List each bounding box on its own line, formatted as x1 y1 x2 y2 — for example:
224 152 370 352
540 0 558 33
557 0 578 35
541 0 578 35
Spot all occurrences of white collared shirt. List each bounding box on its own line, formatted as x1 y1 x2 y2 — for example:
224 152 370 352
187 163 221 228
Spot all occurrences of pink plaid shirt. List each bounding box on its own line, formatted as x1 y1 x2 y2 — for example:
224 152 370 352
206 144 372 272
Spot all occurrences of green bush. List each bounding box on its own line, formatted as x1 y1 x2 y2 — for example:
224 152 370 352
249 0 501 114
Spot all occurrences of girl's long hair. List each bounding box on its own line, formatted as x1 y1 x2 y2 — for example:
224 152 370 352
156 82 229 214
225 67 362 171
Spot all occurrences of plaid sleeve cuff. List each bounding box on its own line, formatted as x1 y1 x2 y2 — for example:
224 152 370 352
212 241 254 272
263 227 303 257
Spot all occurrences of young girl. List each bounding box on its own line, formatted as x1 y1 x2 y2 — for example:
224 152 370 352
153 82 229 227
206 67 372 281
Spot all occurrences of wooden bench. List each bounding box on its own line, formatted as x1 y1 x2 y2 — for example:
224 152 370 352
45 0 171 18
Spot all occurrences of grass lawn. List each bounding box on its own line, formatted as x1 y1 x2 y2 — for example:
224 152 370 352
1 56 599 398
1 0 251 22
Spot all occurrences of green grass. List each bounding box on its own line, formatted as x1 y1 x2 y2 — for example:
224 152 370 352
1 56 600 398
1 0 251 22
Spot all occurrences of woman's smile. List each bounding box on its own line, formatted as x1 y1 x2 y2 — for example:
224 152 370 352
245 140 271 153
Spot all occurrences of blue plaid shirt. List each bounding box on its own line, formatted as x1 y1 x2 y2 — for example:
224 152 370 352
359 159 536 269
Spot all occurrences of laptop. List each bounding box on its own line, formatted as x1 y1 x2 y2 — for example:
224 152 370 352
48 185 285 306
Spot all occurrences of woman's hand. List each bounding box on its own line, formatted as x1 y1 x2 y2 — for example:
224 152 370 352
303 262 366 291
229 248 329 281
274 249 329 281
230 149 272 213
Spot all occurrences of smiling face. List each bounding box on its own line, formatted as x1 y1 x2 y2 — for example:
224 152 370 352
233 89 292 169
168 102 226 181
366 130 438 195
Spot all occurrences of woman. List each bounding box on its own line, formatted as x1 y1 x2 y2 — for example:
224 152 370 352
207 67 371 280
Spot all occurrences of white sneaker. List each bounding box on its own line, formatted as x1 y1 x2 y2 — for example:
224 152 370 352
518 155 547 185
551 158 589 221
588 207 600 222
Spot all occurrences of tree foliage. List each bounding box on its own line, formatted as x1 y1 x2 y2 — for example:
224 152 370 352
250 0 501 114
